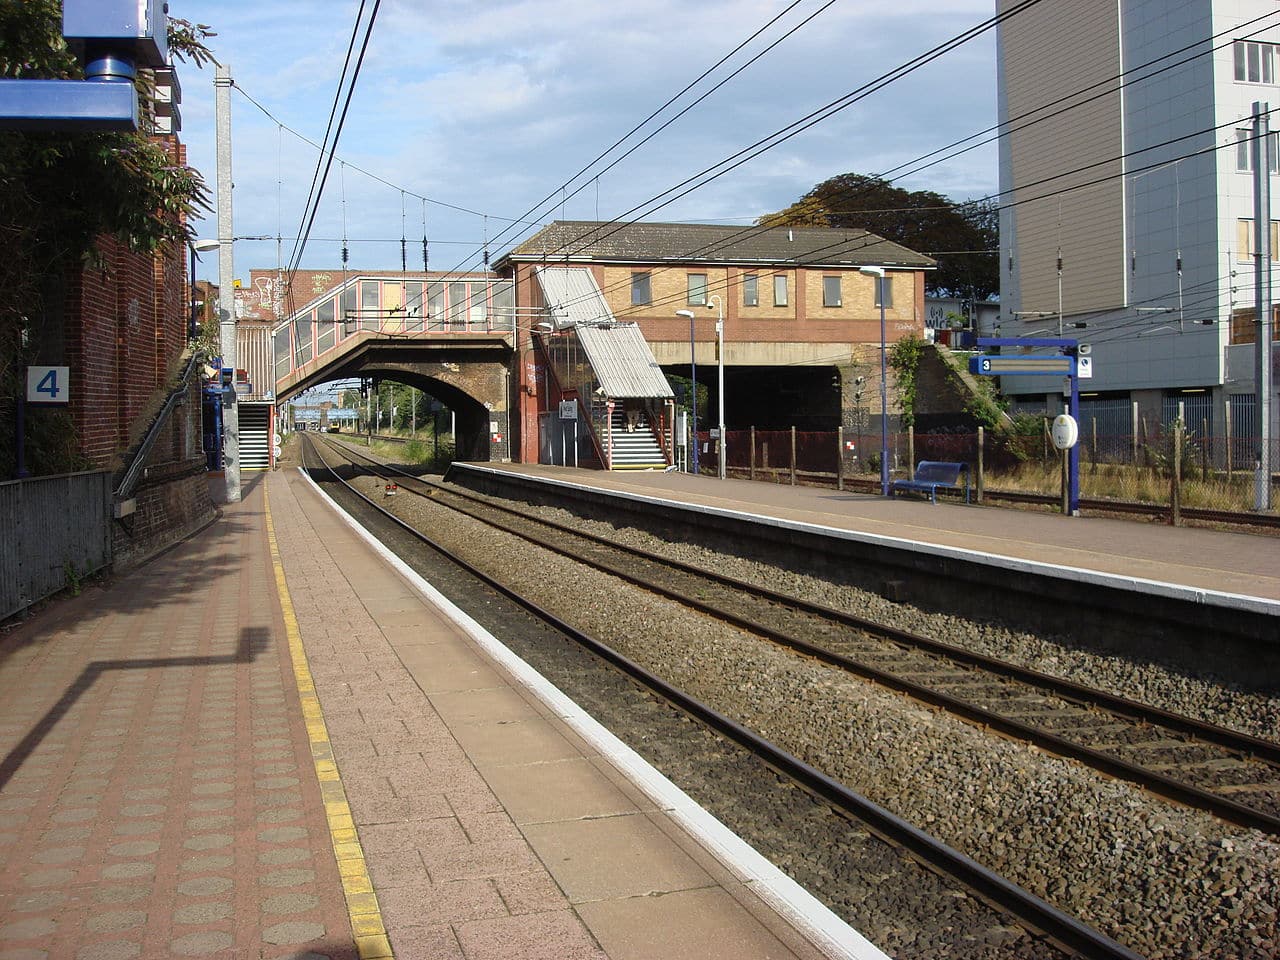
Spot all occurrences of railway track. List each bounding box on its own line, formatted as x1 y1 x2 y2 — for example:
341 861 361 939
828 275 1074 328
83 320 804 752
320 435 1280 838
302 433 1145 960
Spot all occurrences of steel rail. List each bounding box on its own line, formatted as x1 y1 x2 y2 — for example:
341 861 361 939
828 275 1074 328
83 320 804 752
302 434 1144 960
320 436 1280 836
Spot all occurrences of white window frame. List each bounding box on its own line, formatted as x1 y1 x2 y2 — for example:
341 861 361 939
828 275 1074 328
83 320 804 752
687 273 708 306
773 274 788 307
1235 218 1280 261
1234 41 1276 84
874 274 894 309
742 274 758 307
631 272 651 306
822 275 842 307
1235 128 1279 173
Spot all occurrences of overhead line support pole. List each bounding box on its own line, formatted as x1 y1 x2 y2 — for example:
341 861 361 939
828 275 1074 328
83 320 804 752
215 63 240 503
1253 101 1274 512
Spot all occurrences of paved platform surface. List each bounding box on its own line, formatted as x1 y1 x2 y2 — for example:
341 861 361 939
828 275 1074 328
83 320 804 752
0 470 857 960
457 464 1280 604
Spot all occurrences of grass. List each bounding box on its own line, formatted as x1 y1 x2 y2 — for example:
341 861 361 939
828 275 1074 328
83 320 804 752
983 459 1265 512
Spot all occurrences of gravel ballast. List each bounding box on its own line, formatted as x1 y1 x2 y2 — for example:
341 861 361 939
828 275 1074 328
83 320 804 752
318 450 1280 959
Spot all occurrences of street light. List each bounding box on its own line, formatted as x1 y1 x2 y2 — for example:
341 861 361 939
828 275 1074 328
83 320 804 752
189 239 219 341
675 309 698 474
707 294 725 479
859 266 890 496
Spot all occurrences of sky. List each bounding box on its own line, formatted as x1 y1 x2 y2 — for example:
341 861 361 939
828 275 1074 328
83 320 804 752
173 0 1000 287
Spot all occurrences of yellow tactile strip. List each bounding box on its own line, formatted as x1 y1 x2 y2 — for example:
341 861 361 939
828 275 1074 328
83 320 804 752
265 485 395 960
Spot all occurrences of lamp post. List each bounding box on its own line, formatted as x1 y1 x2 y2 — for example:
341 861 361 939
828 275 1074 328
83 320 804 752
675 308 699 474
859 266 890 496
707 294 725 479
189 240 219 341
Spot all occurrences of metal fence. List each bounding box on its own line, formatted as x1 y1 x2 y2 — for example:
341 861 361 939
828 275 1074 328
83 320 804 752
700 425 1279 518
0 471 112 621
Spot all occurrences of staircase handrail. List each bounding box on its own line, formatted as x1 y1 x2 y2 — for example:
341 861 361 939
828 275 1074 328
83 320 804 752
114 349 201 501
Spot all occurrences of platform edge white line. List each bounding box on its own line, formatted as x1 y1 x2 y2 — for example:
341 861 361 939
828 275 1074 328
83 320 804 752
454 464 1280 616
295 467 889 960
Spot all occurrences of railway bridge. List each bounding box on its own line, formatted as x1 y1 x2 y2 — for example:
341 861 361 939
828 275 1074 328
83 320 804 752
267 271 520 460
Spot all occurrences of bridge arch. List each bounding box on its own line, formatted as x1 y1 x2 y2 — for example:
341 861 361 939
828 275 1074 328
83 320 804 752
352 361 506 461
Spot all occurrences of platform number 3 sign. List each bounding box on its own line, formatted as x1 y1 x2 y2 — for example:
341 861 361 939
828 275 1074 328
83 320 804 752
26 366 70 405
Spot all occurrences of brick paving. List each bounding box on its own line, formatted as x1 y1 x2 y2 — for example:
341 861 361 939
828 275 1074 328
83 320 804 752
0 467 856 960
0 475 355 960
268 469 836 960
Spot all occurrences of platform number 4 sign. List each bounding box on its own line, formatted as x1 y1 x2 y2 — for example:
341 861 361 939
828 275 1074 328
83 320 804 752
26 366 70 405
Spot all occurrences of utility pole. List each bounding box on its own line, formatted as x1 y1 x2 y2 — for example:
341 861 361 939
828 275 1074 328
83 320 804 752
1253 101 1273 511
215 63 240 502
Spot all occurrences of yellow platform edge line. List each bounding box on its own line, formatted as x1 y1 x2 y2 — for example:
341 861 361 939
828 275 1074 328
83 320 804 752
264 484 392 959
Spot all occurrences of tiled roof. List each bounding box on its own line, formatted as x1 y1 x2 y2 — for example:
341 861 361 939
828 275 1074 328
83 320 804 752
497 220 935 270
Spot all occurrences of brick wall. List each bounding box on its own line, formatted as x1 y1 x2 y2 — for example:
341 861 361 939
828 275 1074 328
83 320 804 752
54 137 215 566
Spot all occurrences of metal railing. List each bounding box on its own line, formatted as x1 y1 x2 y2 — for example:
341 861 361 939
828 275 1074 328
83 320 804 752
0 471 112 620
115 352 200 500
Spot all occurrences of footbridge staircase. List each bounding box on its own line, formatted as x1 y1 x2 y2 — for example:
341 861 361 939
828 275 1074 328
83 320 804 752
531 267 675 471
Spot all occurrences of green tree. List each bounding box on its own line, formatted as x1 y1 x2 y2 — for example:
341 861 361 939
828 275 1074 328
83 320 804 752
760 173 998 301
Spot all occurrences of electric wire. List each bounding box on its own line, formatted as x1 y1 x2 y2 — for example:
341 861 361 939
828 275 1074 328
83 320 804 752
286 0 382 282
480 0 837 258
285 0 369 276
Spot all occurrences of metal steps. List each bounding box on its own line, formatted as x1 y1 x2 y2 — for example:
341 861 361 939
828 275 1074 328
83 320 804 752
607 411 666 470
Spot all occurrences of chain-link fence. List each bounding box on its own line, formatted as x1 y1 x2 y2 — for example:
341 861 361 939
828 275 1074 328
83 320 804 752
694 425 1279 520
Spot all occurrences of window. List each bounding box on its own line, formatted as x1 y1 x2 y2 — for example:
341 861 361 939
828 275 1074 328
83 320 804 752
341 285 357 328
687 273 707 306
773 274 788 307
403 280 423 329
1235 218 1280 261
631 272 652 306
873 274 894 309
823 276 842 307
1234 41 1275 84
469 282 489 325
427 282 444 325
742 274 758 307
360 280 380 319
448 281 467 325
1235 128 1279 172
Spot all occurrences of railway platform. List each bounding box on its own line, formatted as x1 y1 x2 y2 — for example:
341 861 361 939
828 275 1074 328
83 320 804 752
0 469 878 960
448 463 1280 607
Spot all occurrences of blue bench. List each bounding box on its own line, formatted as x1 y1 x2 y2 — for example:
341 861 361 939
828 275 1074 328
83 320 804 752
892 460 970 504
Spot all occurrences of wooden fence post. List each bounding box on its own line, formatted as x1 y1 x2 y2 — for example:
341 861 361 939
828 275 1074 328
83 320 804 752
790 426 797 485
1172 418 1183 526
1201 416 1210 481
1226 399 1233 480
837 425 844 491
750 426 756 480
976 426 984 503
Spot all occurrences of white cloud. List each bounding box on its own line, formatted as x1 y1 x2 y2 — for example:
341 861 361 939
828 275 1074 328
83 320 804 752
175 0 1001 277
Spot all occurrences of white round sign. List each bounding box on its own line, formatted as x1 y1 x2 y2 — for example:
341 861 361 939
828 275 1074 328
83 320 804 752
1051 413 1079 450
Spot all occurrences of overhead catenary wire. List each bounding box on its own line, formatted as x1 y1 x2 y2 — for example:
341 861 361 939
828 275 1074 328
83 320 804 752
478 0 840 260
285 0 371 277
237 1 1279 297
240 2 1269 343
502 0 1049 280
286 0 382 282
510 6 1278 317
531 110 1267 323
